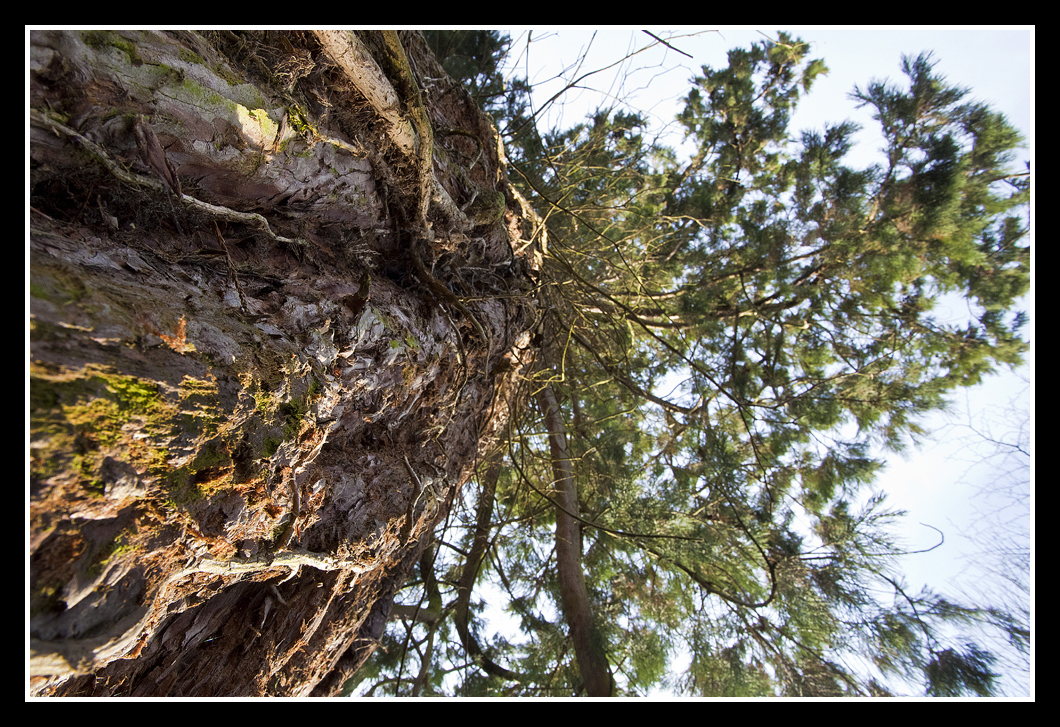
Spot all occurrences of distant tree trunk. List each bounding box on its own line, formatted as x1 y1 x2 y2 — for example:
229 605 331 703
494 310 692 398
29 29 538 697
537 384 614 696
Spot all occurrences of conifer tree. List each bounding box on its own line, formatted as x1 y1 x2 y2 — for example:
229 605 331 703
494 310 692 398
358 32 1029 697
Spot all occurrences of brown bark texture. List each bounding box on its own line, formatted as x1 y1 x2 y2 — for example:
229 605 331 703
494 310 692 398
29 29 539 697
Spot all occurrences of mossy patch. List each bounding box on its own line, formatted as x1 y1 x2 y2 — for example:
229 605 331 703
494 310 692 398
278 400 306 441
30 267 90 307
31 364 170 446
82 30 143 67
178 47 204 67
165 440 234 505
29 364 177 491
89 528 139 577
261 436 282 458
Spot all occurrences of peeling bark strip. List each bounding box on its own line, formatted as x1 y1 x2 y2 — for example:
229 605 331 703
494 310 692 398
30 548 381 678
311 31 417 158
537 385 614 697
133 115 182 197
29 30 536 697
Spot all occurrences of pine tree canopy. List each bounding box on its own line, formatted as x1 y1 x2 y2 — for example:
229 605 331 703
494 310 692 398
354 31 1029 698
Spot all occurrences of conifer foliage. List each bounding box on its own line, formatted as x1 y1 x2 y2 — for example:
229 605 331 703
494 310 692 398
354 31 1029 697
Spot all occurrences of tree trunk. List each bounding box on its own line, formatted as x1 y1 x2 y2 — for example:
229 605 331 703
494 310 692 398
537 384 614 697
29 29 538 697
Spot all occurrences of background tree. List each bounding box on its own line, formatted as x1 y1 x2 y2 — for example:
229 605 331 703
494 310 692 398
932 372 1030 694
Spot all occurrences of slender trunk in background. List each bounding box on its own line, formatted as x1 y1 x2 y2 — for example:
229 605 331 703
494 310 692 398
537 384 613 697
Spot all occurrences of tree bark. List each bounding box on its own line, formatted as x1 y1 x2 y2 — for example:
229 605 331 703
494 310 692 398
29 29 538 697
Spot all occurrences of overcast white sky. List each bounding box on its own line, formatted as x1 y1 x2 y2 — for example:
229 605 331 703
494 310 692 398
496 26 1033 695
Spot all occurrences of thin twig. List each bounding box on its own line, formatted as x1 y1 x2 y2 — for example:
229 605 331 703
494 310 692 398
641 30 693 58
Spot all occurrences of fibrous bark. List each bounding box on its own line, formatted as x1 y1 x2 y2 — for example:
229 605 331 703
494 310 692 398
29 29 538 697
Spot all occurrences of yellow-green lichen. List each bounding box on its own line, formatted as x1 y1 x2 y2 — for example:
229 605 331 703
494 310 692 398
287 105 317 141
245 107 278 139
173 74 236 114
